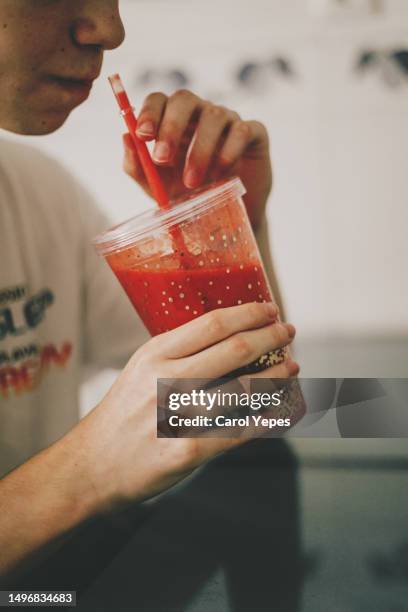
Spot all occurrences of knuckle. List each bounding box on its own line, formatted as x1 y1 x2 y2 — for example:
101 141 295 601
258 123 269 144
221 106 240 121
229 110 241 121
253 120 267 133
252 120 269 145
205 310 225 337
200 99 211 109
230 333 252 360
204 104 225 120
144 91 166 106
171 88 194 101
246 301 263 321
233 120 251 138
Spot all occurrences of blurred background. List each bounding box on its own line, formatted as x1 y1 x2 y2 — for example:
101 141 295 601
4 1 408 608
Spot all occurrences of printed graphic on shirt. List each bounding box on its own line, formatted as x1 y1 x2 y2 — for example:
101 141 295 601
0 284 73 398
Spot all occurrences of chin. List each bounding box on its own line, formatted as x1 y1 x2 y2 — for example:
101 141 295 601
3 93 84 135
8 109 71 136
33 107 74 135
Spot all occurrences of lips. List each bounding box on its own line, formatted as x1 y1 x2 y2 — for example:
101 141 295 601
50 75 95 88
46 75 97 102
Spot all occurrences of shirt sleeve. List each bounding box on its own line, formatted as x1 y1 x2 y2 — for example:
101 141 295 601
76 185 150 370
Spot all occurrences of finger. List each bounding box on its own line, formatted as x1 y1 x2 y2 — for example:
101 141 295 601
123 133 147 186
218 120 269 170
151 302 279 359
183 106 240 188
177 321 296 379
249 375 306 432
152 89 202 165
174 362 301 444
136 92 168 140
247 357 300 379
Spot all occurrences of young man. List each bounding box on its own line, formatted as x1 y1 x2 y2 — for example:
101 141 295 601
0 0 298 578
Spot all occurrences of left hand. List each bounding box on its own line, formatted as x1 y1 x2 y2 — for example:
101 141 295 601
123 89 272 229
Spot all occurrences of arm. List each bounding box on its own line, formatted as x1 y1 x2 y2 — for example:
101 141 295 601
0 302 298 580
0 425 95 579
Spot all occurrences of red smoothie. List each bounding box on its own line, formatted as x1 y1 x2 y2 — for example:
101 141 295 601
111 260 271 335
95 177 287 375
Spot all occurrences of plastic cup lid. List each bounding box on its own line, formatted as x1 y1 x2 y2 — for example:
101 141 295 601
93 176 246 256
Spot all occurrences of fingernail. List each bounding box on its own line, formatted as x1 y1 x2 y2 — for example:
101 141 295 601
137 121 154 137
264 302 278 318
153 141 170 162
284 323 296 338
184 168 199 188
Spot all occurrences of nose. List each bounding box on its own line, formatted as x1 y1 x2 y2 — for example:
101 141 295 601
71 0 125 51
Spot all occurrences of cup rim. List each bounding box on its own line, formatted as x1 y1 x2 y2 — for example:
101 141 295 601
92 176 246 256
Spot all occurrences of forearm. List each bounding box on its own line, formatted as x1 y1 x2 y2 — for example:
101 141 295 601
0 422 97 578
254 214 286 320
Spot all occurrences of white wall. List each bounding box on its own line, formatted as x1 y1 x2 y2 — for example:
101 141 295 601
5 0 408 341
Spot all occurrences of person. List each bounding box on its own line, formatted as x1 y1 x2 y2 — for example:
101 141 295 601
0 0 299 581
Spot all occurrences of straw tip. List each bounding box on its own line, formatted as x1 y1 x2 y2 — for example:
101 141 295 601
108 73 124 94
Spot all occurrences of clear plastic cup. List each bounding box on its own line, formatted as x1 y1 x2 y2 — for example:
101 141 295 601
93 177 286 376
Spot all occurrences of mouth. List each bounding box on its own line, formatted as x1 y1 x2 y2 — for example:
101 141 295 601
47 75 96 98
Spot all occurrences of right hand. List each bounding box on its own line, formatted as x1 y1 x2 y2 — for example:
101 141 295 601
78 302 299 513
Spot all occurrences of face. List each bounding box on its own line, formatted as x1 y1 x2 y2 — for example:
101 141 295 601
0 0 125 135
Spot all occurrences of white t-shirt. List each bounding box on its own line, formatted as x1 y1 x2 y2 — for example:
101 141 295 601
0 138 274 480
0 139 149 478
